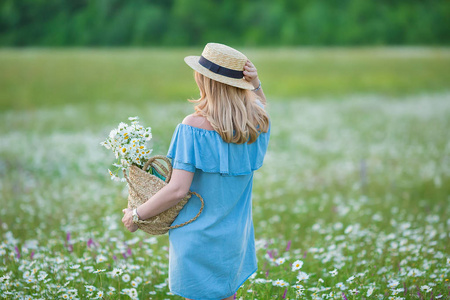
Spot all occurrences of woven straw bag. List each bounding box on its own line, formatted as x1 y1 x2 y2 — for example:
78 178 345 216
123 155 204 235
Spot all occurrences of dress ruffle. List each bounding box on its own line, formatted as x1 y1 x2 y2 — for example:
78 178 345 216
167 123 270 176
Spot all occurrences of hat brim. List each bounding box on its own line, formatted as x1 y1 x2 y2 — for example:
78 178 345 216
184 56 254 90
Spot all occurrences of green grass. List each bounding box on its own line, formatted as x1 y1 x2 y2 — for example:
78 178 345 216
1 47 450 110
0 48 449 299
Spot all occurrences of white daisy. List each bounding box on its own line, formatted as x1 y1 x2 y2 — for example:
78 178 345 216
93 269 105 274
69 264 80 269
272 279 289 287
275 257 286 265
96 254 107 263
292 259 303 271
420 285 432 293
122 274 131 282
297 271 309 282
85 285 96 292
111 268 123 277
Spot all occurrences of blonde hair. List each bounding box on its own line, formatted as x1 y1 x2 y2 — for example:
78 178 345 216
189 71 270 144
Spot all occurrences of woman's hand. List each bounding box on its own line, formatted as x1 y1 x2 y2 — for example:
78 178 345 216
243 59 266 105
122 208 139 232
243 60 260 89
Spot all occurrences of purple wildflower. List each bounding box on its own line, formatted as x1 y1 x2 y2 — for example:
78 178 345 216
87 238 94 248
342 292 348 300
127 247 132 257
417 291 423 300
66 232 71 242
303 250 307 259
14 245 20 259
283 288 287 299
30 250 34 260
285 240 291 251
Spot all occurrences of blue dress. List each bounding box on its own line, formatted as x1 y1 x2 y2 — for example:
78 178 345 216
166 120 270 300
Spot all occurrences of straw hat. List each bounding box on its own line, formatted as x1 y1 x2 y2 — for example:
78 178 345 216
184 43 254 90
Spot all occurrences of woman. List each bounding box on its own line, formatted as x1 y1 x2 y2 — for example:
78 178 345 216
122 42 270 300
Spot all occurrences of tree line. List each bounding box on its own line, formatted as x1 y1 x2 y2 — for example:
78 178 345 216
1 0 449 47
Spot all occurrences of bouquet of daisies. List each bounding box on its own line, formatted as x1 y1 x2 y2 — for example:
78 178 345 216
100 116 204 235
100 116 153 182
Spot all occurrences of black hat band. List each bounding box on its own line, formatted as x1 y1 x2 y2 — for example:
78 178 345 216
198 56 244 79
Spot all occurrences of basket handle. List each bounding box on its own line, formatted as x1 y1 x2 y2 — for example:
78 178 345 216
142 155 172 183
138 191 205 230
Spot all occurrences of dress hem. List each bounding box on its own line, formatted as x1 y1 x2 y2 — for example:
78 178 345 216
169 267 258 300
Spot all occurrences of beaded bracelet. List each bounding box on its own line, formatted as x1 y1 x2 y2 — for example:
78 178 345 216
253 80 262 92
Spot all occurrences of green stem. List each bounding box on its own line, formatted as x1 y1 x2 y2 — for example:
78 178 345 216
118 277 121 300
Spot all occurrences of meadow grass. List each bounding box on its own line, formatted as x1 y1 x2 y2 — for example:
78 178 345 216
0 48 449 299
1 47 450 110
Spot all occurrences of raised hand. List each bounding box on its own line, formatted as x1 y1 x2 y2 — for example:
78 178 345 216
243 60 260 89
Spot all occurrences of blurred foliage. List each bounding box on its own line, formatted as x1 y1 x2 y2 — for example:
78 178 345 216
0 0 449 46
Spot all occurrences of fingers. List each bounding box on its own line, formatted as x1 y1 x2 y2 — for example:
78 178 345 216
244 60 258 82
244 70 257 77
244 75 254 82
122 211 132 232
243 65 257 75
243 71 257 82
244 65 256 73
245 70 257 77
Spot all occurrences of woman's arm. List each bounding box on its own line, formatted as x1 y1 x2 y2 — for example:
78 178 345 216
122 168 194 231
244 60 267 106
137 168 194 219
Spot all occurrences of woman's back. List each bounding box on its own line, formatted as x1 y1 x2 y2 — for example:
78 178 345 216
182 113 215 131
167 116 270 299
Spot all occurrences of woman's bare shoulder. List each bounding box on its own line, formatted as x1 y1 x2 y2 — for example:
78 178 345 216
182 114 215 131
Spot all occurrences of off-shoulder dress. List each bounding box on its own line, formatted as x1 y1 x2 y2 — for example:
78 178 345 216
166 117 270 300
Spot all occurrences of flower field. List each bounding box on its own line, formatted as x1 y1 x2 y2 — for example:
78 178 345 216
0 49 449 299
